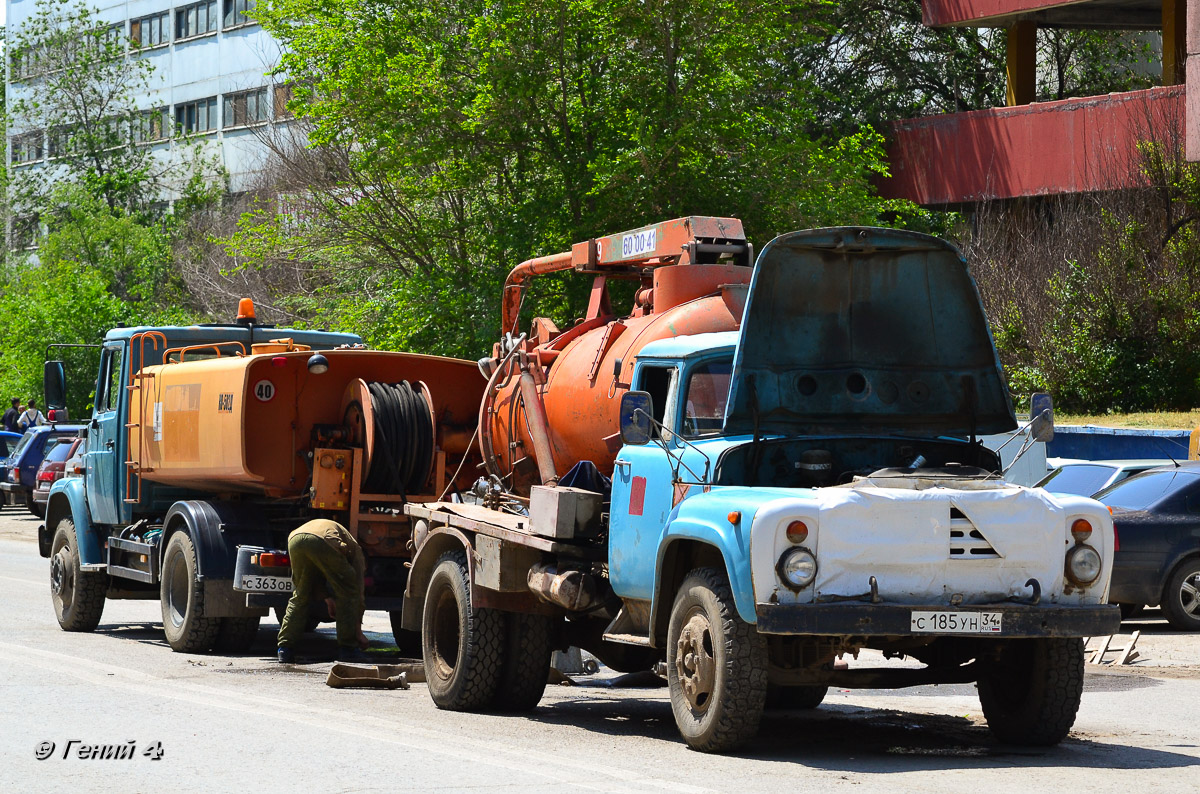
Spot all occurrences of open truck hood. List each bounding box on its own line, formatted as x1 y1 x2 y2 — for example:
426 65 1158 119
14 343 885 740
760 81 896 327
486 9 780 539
723 227 1016 438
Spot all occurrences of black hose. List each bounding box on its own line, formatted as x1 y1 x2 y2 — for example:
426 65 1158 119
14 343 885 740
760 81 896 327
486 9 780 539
363 381 434 495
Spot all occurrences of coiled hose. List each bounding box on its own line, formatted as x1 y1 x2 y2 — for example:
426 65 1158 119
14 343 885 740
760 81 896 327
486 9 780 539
363 380 433 495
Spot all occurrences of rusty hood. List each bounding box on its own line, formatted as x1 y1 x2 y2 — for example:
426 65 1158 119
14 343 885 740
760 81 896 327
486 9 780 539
723 227 1016 438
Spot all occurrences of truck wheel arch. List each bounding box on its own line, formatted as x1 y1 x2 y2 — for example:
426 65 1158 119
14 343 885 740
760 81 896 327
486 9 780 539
650 539 730 647
401 526 475 632
44 481 102 564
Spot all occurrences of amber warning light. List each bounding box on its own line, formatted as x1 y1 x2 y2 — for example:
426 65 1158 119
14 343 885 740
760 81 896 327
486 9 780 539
236 298 256 324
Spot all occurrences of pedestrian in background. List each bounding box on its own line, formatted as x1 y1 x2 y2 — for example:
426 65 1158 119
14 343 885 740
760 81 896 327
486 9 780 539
17 399 46 430
2 398 18 432
276 518 369 663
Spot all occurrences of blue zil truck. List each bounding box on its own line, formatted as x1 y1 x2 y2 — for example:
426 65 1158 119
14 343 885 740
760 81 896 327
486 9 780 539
399 222 1120 752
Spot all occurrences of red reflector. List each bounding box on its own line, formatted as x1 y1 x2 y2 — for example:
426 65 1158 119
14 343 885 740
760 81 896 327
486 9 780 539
786 520 809 543
259 553 290 567
271 356 287 368
36 471 54 482
1113 526 1120 552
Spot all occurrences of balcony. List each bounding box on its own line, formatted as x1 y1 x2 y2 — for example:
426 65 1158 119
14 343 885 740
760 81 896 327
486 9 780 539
879 85 1183 206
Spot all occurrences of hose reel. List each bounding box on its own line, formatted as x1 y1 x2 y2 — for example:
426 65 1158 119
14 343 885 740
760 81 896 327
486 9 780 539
342 379 435 495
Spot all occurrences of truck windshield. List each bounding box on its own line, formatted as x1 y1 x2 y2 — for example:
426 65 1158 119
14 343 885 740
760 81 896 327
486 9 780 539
682 360 732 437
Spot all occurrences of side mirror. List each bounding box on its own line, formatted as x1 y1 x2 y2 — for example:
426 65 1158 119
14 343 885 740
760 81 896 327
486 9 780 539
44 361 66 410
1029 392 1054 443
619 391 653 446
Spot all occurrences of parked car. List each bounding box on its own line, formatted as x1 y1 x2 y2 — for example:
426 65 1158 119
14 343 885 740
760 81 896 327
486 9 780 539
32 437 84 513
0 430 23 507
1038 458 1175 497
1094 463 1200 630
0 425 84 518
62 437 87 479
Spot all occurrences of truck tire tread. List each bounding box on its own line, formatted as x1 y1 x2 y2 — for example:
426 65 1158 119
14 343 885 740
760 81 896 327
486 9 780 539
978 637 1084 746
161 531 221 653
491 611 553 712
667 566 768 753
422 551 503 711
214 617 262 653
50 519 106 632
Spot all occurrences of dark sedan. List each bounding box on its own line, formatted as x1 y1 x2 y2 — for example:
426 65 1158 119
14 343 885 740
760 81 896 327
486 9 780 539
1095 463 1200 630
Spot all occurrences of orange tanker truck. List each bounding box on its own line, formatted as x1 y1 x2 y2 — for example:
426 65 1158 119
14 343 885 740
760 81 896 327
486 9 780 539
39 302 483 653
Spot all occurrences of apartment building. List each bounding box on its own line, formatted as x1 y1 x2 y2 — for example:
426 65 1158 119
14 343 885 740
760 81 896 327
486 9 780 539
6 0 288 199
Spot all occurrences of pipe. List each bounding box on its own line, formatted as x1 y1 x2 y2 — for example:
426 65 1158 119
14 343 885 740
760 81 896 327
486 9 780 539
501 251 573 336
518 354 559 485
527 563 597 611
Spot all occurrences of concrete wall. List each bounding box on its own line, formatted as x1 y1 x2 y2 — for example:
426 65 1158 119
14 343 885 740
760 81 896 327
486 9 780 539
6 0 283 196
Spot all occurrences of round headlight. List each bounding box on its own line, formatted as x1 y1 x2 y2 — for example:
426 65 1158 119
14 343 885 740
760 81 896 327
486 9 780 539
1066 544 1102 585
778 547 817 590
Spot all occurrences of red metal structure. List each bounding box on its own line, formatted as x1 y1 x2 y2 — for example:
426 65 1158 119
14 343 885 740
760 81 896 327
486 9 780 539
879 0 1197 206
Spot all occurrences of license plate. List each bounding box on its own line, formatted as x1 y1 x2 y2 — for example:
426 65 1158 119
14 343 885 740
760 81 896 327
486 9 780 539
240 574 293 593
910 610 1002 634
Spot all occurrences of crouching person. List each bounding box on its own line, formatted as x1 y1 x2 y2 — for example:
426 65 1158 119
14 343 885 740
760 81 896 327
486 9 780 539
276 519 370 663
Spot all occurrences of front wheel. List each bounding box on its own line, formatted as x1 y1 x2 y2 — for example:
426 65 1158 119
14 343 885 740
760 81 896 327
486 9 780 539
421 551 504 711
666 567 768 753
161 531 220 653
50 519 106 631
1161 559 1200 631
977 638 1085 745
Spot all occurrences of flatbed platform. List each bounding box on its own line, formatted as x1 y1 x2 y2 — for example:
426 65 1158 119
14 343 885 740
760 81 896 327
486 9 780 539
404 501 604 560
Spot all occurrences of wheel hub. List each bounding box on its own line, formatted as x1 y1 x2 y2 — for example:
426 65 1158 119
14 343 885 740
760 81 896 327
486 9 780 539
675 611 716 712
50 551 68 597
1181 573 1200 617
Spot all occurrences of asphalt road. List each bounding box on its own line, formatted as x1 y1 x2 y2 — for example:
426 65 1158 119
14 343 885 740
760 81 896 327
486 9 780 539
1 508 1198 793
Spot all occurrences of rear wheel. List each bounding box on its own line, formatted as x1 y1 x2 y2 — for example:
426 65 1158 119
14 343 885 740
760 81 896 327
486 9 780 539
421 551 503 711
490 612 554 712
161 531 220 653
1162 559 1200 631
50 519 105 631
977 638 1084 745
667 567 768 752
214 617 262 653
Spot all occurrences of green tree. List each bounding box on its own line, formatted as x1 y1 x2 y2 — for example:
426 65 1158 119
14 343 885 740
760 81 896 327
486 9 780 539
234 0 908 358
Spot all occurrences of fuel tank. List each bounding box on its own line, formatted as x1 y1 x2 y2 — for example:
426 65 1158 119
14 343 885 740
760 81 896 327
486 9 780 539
481 217 753 492
128 347 482 497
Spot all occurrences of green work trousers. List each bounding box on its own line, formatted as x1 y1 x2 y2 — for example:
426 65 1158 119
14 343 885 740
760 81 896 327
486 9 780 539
277 532 365 649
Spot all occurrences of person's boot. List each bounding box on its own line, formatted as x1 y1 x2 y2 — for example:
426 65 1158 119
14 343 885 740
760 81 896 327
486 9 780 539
277 646 296 664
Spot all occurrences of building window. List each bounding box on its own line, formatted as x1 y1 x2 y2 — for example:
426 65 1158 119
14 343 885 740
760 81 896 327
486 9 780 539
176 0 218 39
131 12 170 48
11 215 40 250
224 87 269 128
133 108 170 143
223 0 256 28
48 126 76 159
11 132 45 165
10 46 46 82
175 97 218 135
273 83 294 119
101 22 124 51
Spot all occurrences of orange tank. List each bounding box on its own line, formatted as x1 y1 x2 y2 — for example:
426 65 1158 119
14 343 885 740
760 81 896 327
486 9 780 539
129 347 482 498
482 217 753 492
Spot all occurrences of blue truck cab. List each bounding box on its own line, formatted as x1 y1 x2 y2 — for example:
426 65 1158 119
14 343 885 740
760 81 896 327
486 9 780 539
38 314 361 650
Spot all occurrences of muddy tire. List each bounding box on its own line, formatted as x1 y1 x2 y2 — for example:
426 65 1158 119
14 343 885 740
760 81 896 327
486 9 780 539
766 684 828 710
491 612 554 712
977 638 1084 745
161 531 220 653
1161 559 1200 631
389 608 422 657
214 617 262 653
422 551 503 711
50 519 106 631
667 567 768 752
